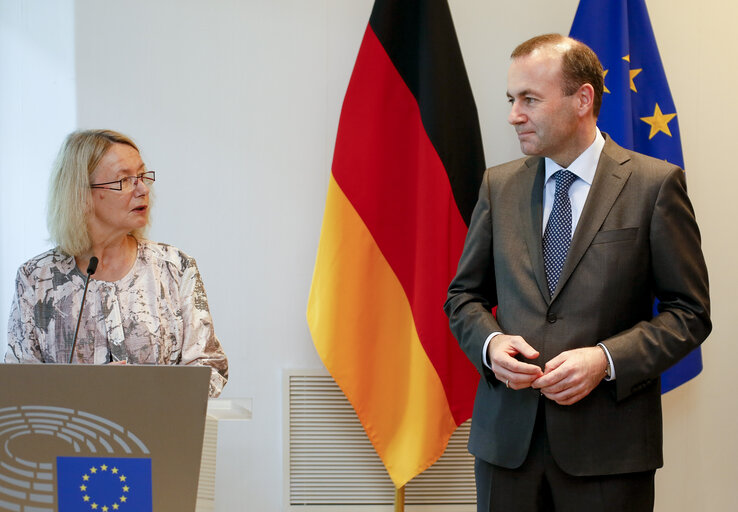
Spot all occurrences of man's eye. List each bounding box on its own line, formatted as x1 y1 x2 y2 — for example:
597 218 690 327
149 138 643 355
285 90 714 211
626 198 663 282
525 97 537 104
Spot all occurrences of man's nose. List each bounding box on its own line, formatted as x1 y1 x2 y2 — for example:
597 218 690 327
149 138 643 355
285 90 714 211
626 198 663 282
508 103 525 125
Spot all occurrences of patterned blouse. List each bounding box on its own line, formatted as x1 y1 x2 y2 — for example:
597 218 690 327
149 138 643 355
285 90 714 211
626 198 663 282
5 239 228 397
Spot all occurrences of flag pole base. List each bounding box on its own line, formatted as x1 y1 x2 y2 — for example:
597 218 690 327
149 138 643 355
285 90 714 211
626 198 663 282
394 485 405 512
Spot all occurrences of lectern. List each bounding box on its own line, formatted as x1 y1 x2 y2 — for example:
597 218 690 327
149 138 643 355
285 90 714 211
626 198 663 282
0 364 210 512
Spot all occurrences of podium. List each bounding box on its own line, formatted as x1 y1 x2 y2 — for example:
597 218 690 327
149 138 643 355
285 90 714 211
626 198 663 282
0 363 211 512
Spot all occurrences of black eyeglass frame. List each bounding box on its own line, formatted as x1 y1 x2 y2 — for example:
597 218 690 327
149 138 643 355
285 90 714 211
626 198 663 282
90 171 156 191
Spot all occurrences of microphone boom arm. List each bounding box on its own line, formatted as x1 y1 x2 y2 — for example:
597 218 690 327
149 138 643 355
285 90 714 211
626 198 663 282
68 257 98 364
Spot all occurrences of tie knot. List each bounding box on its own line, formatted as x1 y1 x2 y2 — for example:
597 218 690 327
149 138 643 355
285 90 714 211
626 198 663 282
554 169 576 196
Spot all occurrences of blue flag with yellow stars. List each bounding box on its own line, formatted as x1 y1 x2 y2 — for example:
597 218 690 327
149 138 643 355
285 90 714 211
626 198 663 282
57 456 152 511
570 0 702 393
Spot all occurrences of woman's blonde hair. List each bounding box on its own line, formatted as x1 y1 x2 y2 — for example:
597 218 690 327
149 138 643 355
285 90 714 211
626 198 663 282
47 129 149 256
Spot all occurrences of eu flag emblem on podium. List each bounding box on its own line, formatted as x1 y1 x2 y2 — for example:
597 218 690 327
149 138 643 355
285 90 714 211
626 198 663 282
57 456 152 511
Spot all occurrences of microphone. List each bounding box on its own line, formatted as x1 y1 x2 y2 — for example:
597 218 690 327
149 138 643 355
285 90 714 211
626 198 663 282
68 256 99 364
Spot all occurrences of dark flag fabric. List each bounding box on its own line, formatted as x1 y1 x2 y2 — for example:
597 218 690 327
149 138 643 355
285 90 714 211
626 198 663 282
570 0 703 393
307 0 485 487
57 456 152 511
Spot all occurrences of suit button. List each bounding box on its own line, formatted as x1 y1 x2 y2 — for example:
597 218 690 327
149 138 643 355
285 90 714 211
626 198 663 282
546 314 557 323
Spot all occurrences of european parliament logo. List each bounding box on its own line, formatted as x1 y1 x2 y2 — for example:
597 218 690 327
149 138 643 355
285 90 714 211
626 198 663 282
57 457 152 511
0 405 151 511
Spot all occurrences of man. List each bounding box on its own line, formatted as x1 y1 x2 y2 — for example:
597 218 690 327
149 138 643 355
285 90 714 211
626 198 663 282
444 34 710 511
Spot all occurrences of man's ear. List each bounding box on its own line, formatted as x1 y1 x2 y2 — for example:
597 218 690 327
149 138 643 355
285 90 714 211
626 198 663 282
576 83 595 117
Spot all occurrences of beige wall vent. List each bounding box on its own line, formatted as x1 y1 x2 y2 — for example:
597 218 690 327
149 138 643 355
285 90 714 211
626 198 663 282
284 371 475 511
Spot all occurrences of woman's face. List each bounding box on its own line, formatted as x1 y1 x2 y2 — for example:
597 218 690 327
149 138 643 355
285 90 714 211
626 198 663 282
88 143 150 241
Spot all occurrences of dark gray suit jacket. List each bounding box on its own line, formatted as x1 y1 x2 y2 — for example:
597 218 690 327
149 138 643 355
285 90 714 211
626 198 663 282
444 136 711 476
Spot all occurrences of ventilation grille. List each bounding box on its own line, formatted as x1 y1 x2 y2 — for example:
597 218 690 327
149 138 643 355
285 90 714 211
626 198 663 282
286 372 475 508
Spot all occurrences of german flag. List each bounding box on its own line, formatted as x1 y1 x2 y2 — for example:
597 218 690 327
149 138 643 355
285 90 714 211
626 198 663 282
307 0 485 487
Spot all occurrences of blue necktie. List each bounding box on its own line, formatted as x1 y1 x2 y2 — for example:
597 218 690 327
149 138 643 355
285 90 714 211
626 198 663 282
543 170 577 297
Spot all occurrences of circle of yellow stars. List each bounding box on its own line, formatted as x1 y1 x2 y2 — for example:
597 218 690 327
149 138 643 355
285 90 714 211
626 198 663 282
601 54 677 140
79 463 131 511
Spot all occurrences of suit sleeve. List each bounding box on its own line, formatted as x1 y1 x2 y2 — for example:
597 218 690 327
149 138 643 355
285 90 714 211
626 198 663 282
444 170 502 382
603 166 711 401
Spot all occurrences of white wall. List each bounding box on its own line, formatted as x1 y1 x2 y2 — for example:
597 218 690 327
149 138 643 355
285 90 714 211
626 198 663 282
0 0 76 355
644 2 738 510
1 1 735 510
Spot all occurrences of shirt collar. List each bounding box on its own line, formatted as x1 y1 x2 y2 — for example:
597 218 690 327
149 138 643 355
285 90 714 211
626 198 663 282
544 128 605 185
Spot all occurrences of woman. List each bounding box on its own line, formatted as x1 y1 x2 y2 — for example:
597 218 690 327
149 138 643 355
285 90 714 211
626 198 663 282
5 129 228 397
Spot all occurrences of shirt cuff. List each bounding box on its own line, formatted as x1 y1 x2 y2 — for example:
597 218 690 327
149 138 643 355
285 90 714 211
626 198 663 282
482 332 502 369
597 342 616 381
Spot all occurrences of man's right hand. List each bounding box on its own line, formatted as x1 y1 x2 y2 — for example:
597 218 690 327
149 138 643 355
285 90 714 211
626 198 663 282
488 334 543 389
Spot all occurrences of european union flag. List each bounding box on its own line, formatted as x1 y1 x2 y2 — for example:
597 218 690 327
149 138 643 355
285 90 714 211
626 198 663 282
570 0 702 393
57 456 152 512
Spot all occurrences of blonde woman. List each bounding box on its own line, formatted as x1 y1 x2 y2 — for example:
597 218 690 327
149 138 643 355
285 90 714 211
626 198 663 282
5 130 228 397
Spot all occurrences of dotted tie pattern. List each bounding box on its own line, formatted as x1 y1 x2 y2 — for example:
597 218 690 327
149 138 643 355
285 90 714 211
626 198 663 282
543 170 577 297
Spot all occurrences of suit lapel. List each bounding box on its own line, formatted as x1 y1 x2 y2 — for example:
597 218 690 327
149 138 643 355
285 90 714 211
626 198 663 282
554 137 633 299
519 157 550 302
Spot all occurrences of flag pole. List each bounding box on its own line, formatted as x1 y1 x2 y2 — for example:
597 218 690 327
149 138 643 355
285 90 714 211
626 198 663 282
394 485 405 512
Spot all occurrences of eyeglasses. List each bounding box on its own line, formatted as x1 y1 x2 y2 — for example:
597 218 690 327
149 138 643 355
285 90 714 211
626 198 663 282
90 171 156 192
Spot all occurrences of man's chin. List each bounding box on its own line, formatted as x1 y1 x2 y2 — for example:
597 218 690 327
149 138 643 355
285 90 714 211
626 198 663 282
518 142 541 156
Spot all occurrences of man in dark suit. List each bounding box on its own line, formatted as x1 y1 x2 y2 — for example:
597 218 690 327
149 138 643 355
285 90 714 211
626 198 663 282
444 34 710 512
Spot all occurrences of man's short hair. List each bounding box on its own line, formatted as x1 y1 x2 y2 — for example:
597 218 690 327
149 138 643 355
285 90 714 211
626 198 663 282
512 34 604 118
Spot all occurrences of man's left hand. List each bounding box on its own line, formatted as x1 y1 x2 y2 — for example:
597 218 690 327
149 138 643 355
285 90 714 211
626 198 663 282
531 347 607 405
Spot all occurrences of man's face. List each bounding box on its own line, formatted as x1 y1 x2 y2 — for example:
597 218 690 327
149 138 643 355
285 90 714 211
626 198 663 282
506 50 580 166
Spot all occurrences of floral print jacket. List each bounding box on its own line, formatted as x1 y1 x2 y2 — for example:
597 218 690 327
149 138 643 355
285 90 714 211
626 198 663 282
6 239 228 397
